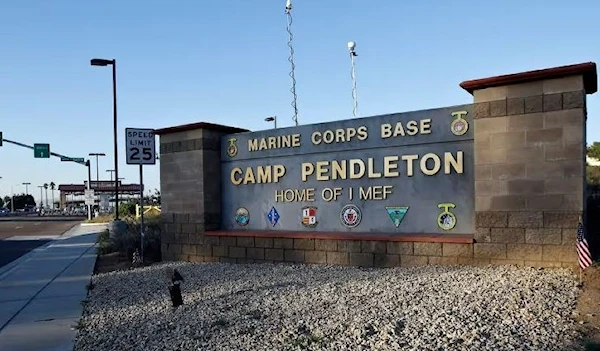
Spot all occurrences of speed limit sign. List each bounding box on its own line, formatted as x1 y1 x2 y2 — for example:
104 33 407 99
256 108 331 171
125 128 156 165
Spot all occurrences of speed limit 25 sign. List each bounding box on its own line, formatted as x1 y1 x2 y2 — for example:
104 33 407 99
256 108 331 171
125 128 156 165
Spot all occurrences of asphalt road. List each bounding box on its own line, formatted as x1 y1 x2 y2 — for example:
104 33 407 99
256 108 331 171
0 217 82 268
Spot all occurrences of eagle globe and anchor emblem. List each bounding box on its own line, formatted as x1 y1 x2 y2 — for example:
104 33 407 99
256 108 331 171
340 204 362 228
437 203 457 231
226 138 238 157
450 110 469 136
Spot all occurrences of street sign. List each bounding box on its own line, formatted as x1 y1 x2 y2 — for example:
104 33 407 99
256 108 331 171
34 143 50 158
84 189 95 205
60 156 85 162
125 128 156 165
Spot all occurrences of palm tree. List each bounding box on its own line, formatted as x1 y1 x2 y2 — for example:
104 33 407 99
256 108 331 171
50 182 56 209
43 183 49 208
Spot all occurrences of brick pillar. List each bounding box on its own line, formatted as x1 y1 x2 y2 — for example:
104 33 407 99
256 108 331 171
154 122 248 261
460 62 597 268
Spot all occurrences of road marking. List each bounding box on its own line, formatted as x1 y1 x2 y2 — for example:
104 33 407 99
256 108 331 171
14 226 23 229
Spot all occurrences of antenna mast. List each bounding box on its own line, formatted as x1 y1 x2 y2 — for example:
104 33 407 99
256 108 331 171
348 41 358 118
285 0 299 126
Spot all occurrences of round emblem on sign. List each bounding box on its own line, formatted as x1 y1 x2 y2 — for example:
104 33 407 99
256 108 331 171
235 207 249 226
450 118 468 136
437 203 457 231
340 204 362 228
450 110 469 136
226 138 238 157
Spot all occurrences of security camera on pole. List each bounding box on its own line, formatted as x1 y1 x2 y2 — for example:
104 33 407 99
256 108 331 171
125 127 157 264
348 41 359 118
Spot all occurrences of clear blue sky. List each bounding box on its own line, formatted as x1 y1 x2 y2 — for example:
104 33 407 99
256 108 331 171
1 0 599 205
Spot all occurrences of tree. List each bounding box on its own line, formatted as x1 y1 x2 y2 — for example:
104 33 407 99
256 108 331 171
5 194 36 210
588 142 600 160
3 196 9 206
589 166 600 185
0 197 4 208
50 182 56 209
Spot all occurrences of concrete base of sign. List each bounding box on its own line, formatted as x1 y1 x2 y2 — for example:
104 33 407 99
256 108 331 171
155 62 597 270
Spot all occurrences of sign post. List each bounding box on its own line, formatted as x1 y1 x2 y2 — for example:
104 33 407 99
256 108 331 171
125 128 156 263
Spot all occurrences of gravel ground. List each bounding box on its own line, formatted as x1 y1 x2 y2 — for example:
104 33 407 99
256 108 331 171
74 262 584 351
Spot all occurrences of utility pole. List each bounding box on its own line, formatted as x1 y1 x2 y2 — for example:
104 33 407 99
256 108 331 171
22 182 31 195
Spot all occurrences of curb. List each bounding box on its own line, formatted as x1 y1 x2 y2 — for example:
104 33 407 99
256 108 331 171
80 222 111 227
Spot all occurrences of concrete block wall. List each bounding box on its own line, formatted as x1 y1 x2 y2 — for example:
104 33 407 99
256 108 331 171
467 74 590 267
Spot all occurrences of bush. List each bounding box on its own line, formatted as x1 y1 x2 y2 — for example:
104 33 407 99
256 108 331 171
100 214 162 263
119 202 137 217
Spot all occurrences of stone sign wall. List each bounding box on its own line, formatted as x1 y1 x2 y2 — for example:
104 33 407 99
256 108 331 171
156 62 597 269
221 105 474 234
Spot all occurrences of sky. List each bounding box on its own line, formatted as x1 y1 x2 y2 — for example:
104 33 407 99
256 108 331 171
1 0 599 206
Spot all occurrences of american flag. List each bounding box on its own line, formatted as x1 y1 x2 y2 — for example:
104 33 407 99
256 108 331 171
577 222 593 270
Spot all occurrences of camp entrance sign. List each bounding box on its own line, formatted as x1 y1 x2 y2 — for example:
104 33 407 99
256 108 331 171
125 128 156 165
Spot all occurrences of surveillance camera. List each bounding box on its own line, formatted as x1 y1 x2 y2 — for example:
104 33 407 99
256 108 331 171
347 41 356 50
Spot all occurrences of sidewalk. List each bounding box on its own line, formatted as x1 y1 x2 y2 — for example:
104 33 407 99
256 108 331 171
0 224 106 351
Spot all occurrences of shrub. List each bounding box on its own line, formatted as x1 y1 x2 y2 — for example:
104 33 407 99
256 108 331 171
108 214 162 263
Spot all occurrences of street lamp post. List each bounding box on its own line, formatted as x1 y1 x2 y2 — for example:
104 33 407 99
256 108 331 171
265 116 277 129
22 182 31 195
38 185 44 210
89 153 106 188
91 58 119 220
106 169 115 182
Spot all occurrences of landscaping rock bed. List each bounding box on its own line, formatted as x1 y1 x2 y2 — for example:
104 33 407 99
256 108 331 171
74 262 583 351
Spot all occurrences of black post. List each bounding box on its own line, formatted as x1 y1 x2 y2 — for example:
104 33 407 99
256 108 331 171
139 164 144 262
112 61 119 220
87 160 92 220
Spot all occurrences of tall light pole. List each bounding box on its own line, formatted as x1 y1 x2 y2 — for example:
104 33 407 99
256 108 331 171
91 58 119 220
348 41 359 118
22 182 31 195
38 185 44 210
265 116 277 129
106 169 115 182
89 153 106 188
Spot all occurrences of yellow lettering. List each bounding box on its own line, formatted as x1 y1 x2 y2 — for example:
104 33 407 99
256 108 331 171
331 160 346 180
357 126 368 140
444 151 463 174
381 124 392 138
248 139 258 152
311 131 322 145
259 139 267 150
367 158 382 178
301 163 314 182
383 156 399 177
275 188 316 202
359 185 393 200
243 168 256 184
316 161 329 181
420 153 441 176
230 168 243 185
401 155 418 176
349 159 365 179
292 134 301 147
421 119 432 134
257 166 272 183
273 165 286 182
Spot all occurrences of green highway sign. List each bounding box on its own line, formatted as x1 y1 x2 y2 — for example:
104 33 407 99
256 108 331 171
34 143 50 158
61 156 85 162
